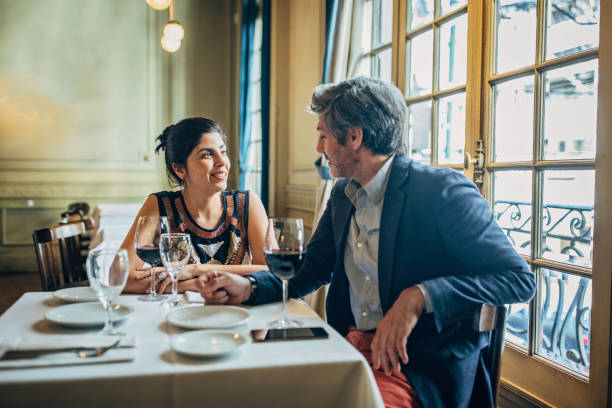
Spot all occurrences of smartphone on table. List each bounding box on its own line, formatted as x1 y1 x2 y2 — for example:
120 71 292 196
251 327 329 342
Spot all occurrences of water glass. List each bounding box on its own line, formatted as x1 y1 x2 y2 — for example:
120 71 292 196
86 247 130 335
159 233 191 307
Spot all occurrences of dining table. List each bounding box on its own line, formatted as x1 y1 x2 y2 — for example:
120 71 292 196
0 292 384 408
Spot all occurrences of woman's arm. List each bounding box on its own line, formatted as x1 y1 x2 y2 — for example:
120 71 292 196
121 195 160 294
245 190 269 267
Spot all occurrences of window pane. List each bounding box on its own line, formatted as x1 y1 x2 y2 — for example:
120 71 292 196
541 170 594 268
496 0 537 73
408 0 434 30
543 59 598 160
252 50 261 80
406 30 433 97
251 112 262 143
545 0 600 60
361 0 373 49
440 0 467 16
436 92 465 165
492 170 533 256
374 48 392 83
493 76 534 162
439 14 468 90
408 100 432 165
375 0 393 46
537 270 591 375
353 55 372 77
251 81 261 111
506 302 530 348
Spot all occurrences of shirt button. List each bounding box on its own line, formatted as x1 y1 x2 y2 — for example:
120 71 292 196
361 311 368 317
356 242 363 248
365 276 371 282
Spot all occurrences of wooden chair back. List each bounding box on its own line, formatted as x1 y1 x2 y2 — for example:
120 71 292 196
33 222 89 291
473 304 508 407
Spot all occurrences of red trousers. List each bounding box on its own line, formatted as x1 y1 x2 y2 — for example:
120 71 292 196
345 328 422 408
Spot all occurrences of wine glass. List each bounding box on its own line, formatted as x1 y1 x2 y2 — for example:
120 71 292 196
264 218 305 328
135 216 170 302
86 247 130 335
159 233 191 307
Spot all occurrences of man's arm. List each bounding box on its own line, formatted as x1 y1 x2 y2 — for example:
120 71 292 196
248 183 341 304
422 170 536 331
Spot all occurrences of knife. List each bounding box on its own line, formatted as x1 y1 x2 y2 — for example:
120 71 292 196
0 345 134 360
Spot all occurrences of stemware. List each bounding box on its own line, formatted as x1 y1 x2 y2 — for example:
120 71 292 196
135 216 170 302
159 233 191 307
86 247 130 335
264 218 305 328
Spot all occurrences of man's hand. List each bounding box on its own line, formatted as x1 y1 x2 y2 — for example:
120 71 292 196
371 286 425 376
196 271 252 305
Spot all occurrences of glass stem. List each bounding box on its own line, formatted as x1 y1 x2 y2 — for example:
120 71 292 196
172 275 178 304
282 279 288 323
103 301 113 333
150 267 157 295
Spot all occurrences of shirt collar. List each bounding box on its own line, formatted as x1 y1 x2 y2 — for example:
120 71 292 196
344 154 395 206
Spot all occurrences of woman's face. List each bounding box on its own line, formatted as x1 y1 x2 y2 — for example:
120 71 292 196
174 132 230 193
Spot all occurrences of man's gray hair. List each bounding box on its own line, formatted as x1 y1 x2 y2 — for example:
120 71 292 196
308 76 407 155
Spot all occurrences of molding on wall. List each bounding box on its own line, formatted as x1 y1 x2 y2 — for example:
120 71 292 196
291 165 317 173
0 182 159 199
286 184 316 212
499 381 554 408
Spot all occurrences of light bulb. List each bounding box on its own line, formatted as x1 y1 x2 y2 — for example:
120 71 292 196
161 35 181 53
146 0 171 10
163 21 185 41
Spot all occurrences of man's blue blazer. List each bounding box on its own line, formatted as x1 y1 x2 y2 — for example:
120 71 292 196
251 155 535 408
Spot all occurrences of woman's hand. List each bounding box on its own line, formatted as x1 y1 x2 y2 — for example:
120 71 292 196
157 267 199 294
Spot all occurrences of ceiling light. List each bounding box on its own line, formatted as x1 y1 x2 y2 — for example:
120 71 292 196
161 35 181 53
163 21 184 41
146 0 171 10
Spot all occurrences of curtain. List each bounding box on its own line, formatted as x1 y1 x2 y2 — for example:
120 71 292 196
238 0 259 189
303 0 355 319
260 0 271 209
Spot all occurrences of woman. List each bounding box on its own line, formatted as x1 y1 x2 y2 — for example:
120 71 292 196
122 117 269 294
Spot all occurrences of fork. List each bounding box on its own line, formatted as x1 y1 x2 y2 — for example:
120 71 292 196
76 340 121 358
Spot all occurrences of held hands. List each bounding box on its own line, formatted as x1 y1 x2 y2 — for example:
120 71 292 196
196 271 251 305
371 286 425 376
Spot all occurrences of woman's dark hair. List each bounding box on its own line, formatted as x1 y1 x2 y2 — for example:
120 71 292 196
155 117 227 187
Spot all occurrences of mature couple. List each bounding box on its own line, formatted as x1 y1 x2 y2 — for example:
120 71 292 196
122 77 535 408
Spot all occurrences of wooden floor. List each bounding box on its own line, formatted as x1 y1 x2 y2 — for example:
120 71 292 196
0 272 41 315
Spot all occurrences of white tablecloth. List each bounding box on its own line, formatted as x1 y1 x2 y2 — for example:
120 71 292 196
0 293 384 408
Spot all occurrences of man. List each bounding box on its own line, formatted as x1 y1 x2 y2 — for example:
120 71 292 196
197 77 536 408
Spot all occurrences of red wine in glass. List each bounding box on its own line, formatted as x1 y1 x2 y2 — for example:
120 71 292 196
264 250 305 280
135 216 169 302
135 244 162 266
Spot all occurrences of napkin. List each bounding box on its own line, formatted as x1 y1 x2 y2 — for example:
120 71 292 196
0 335 137 369
184 291 205 303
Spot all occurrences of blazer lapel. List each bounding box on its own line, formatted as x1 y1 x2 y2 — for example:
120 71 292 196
333 191 354 254
378 156 411 311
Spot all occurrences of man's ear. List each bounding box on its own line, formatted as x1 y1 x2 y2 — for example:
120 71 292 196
172 163 186 181
346 128 363 151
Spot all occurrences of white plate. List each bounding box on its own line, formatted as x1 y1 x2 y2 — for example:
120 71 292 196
44 302 134 327
170 330 248 358
52 287 98 303
166 305 250 329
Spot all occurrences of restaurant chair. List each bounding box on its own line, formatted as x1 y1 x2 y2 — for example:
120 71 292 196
33 222 90 291
472 304 508 407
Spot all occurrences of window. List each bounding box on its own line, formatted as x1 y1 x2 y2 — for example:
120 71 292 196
243 5 263 196
351 0 394 81
347 0 608 405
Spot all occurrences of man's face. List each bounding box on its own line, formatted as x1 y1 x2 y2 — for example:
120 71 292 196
316 117 356 178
